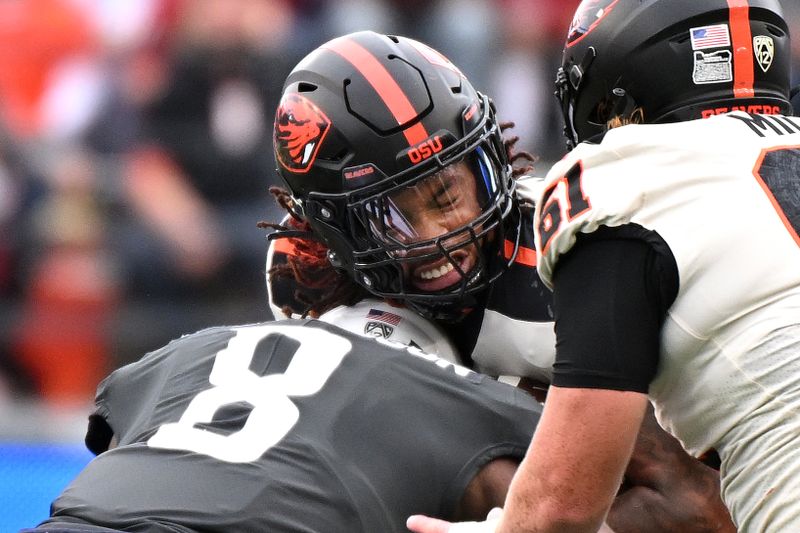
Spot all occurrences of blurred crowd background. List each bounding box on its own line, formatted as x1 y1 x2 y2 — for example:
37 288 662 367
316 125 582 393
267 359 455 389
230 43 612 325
0 0 577 419
0 0 799 423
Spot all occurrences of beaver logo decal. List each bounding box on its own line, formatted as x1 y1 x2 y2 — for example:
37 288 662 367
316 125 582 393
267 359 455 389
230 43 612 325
274 93 332 173
566 0 620 47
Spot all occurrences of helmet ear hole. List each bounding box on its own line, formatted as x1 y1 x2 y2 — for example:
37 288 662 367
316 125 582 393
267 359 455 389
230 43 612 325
589 97 614 126
297 82 317 93
590 88 640 131
313 200 337 221
327 249 343 268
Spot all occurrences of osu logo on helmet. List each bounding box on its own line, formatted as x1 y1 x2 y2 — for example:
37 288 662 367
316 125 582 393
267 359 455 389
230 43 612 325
274 93 332 174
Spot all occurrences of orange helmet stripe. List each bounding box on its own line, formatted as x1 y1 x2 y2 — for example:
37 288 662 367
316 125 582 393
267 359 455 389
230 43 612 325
727 0 755 98
323 37 429 146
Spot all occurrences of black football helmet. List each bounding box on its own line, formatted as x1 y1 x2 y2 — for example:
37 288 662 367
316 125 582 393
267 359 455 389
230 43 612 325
272 31 517 321
556 0 793 148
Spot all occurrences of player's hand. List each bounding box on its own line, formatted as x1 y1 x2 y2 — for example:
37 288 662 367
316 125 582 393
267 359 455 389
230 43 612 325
406 507 502 533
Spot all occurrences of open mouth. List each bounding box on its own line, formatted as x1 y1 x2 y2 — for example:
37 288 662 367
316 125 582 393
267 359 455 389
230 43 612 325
408 250 478 292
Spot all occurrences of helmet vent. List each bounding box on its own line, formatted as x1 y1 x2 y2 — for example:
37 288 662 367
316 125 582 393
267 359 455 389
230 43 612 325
328 147 349 163
765 24 785 38
297 82 318 93
671 32 691 45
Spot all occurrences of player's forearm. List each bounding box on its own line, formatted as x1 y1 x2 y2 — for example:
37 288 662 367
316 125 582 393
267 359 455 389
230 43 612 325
498 463 610 533
499 501 606 532
497 387 648 532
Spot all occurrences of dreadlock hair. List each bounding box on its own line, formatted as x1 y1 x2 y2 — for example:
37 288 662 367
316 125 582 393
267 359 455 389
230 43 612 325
258 188 369 319
499 121 537 178
260 122 536 319
607 107 646 130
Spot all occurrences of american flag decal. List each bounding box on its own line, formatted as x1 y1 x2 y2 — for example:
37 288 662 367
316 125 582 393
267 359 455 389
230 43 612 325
366 309 402 325
690 25 731 50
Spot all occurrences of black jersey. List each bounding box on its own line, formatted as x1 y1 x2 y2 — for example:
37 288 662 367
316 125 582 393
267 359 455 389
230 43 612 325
42 320 540 533
444 178 556 383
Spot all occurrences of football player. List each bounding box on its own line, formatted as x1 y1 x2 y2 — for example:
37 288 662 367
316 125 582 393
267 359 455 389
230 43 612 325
265 31 734 533
408 0 800 531
265 30 556 384
23 303 541 533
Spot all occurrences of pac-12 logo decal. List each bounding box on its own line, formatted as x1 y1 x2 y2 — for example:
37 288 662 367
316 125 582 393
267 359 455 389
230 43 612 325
274 93 331 174
566 0 620 47
753 35 775 73
365 321 394 339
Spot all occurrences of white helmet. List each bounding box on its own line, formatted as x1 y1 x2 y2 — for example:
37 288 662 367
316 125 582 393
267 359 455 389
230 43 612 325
265 215 298 320
266 214 335 320
318 299 461 365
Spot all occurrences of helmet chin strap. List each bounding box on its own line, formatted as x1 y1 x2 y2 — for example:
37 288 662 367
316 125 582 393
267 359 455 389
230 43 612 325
555 66 578 150
406 291 483 323
556 47 597 149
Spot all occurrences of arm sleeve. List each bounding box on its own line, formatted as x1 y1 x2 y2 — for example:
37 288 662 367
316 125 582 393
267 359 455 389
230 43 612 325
550 224 679 392
85 413 114 455
84 373 114 455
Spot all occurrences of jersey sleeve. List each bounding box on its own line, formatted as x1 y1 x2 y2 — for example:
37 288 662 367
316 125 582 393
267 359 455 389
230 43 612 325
533 139 640 289
533 127 682 391
85 413 114 455
84 373 115 455
550 225 678 391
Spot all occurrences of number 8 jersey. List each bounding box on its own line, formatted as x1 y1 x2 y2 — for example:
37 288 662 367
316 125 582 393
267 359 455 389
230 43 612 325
42 320 541 533
534 111 800 531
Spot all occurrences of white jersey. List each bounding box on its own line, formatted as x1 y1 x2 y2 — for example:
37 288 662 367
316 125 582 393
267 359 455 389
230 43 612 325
318 299 461 364
534 112 800 531
466 176 556 383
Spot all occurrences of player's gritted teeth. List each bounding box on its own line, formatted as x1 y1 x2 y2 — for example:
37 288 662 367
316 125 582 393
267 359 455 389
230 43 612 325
409 249 475 292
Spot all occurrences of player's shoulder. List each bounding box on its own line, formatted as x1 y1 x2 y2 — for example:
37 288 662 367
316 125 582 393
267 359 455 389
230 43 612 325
118 322 285 375
514 174 546 204
317 299 462 364
555 115 739 167
583 112 795 159
533 124 686 287
164 322 266 350
540 114 749 193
